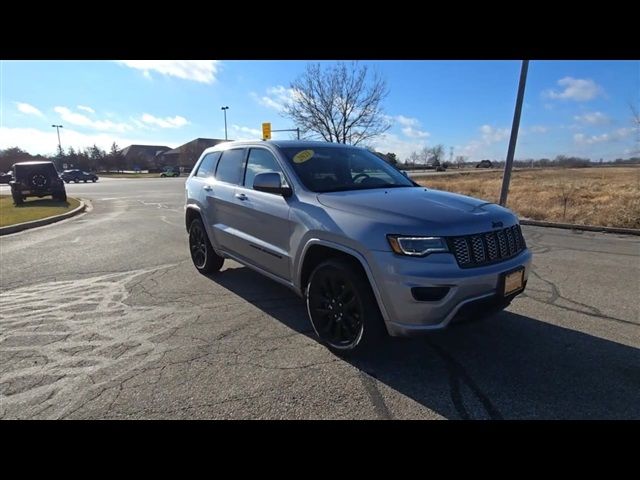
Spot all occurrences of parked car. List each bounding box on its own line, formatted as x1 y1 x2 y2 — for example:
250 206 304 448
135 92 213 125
60 169 98 183
476 160 493 168
9 161 67 204
0 171 12 184
161 166 180 178
185 141 531 356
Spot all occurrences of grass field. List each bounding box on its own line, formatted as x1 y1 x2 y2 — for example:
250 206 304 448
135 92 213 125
0 196 81 228
417 167 640 229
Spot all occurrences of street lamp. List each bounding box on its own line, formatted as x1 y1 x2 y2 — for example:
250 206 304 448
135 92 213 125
51 124 63 154
51 124 64 170
221 106 229 140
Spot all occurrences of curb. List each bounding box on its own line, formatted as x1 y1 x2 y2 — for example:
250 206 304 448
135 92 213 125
0 199 86 236
519 219 640 236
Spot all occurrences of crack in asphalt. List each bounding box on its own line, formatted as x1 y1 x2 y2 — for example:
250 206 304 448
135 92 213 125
525 269 639 327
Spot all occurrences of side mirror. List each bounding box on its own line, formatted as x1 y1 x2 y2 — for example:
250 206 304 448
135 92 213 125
253 172 292 197
401 170 409 177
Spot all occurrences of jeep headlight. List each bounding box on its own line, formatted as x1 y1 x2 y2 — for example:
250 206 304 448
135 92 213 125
387 235 449 257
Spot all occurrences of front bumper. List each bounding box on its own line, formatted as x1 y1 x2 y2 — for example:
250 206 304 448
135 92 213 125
367 248 532 337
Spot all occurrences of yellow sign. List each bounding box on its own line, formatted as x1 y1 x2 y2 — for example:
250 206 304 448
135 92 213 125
293 149 314 164
262 122 272 140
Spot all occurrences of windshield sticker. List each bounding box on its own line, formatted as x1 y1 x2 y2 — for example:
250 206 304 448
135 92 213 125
293 150 314 164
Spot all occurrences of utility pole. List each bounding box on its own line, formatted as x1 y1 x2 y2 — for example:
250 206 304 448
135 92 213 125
499 60 529 206
221 106 229 140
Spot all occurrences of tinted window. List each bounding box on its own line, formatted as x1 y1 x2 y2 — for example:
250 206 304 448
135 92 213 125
215 149 246 185
196 152 221 178
244 149 285 189
281 146 414 193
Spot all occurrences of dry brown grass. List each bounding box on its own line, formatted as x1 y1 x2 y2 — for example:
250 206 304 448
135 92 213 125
417 167 640 229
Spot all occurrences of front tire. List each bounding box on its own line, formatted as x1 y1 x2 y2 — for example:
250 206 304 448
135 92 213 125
188 217 224 274
12 190 23 205
306 259 386 356
161 174 166 178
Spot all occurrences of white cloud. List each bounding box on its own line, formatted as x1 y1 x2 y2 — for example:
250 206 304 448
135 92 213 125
140 113 189 129
229 124 263 141
531 125 549 133
54 106 133 133
15 102 43 117
395 115 419 127
574 128 633 145
251 85 298 111
0 126 176 156
480 124 510 143
456 125 511 161
116 60 221 84
391 115 430 139
77 105 95 114
368 132 429 162
574 111 610 125
543 77 604 101
402 126 430 139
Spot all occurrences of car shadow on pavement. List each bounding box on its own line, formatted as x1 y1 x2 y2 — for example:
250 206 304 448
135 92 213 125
207 266 640 420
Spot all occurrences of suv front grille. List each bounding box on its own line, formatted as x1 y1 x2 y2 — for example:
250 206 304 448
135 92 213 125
448 224 526 268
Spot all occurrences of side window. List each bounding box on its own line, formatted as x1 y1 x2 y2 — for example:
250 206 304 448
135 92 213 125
195 152 221 178
215 149 246 185
244 148 285 189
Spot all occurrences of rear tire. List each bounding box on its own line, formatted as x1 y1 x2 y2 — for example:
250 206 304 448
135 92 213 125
74 179 79 183
188 217 224 274
306 259 387 356
161 174 166 178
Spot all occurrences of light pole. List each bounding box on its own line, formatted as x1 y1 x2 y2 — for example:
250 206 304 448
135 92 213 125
221 106 229 140
51 124 64 170
51 124 63 154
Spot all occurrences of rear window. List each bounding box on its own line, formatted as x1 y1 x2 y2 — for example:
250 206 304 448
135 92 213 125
215 149 246 185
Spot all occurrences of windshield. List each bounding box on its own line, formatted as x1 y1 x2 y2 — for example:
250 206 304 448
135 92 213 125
281 146 415 193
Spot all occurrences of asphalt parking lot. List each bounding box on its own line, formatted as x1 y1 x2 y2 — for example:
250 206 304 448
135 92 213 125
0 177 638 419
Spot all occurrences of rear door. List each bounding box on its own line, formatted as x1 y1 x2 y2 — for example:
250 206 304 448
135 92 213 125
230 147 294 281
187 151 221 239
206 148 248 257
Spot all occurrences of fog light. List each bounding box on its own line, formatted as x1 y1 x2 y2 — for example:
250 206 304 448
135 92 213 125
411 287 450 301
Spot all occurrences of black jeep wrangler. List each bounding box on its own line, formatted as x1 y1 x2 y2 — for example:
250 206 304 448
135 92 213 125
9 161 67 205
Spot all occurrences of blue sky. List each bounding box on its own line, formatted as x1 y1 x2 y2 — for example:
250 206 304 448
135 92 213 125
1 60 638 161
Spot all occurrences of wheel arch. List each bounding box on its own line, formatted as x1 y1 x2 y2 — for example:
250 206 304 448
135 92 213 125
185 205 202 233
297 240 391 327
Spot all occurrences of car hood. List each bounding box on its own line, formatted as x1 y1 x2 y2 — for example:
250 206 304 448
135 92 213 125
316 187 517 237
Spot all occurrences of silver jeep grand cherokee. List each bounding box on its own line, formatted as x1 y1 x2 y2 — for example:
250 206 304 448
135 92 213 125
185 141 532 355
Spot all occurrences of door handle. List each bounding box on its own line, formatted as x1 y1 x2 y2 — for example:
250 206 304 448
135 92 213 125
235 193 248 201
203 185 213 192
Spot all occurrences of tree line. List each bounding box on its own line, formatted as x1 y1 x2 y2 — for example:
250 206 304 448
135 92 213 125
0 143 125 173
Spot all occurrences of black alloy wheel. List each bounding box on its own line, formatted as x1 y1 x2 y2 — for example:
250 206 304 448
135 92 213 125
306 259 386 355
188 217 224 274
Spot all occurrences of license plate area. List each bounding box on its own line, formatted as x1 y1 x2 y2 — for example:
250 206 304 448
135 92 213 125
502 267 525 296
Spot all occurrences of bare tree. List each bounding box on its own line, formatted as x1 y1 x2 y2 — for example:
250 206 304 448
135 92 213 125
455 155 467 169
407 151 420 166
429 144 445 166
283 62 390 146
